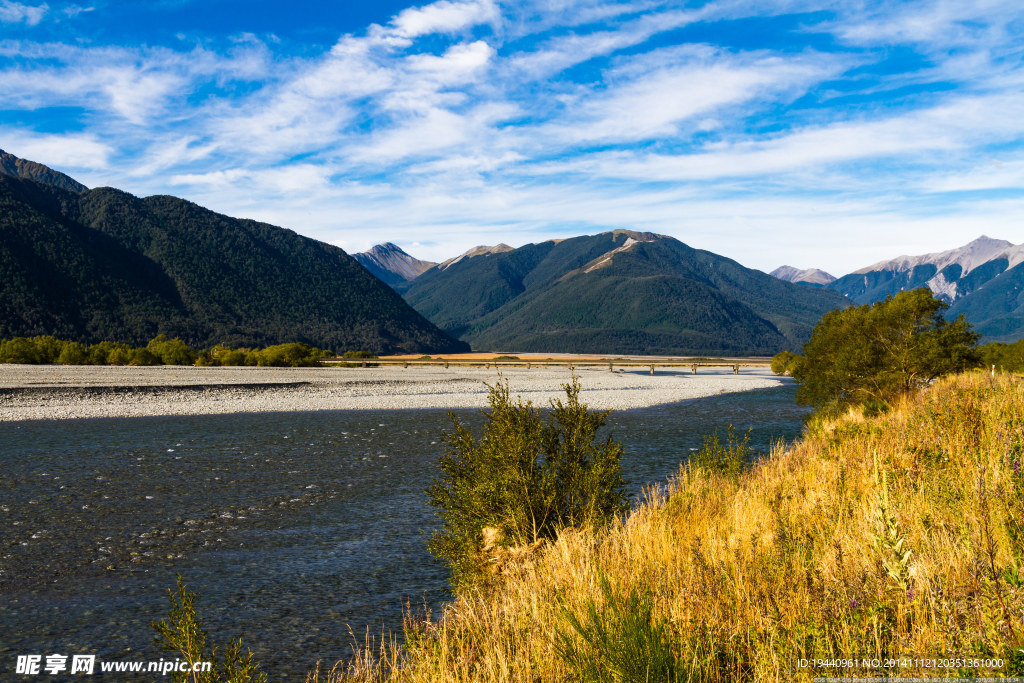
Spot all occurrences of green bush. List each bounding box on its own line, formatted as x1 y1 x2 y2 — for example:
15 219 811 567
342 350 377 359
770 350 800 376
148 334 196 365
554 571 682 682
255 342 326 367
0 337 42 364
689 425 752 481
130 348 161 366
427 375 628 589
979 339 1024 373
56 341 88 365
152 575 266 683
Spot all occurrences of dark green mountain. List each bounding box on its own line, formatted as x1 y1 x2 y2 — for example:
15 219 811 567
0 148 88 193
827 236 1024 342
403 230 849 355
0 158 467 354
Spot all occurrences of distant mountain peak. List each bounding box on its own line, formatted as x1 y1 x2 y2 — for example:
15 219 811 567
0 149 88 193
353 242 437 286
770 265 836 286
852 235 1024 279
608 228 663 242
827 236 1024 341
438 243 514 271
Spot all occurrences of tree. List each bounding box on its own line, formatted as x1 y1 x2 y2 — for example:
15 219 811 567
792 288 979 412
148 334 197 365
57 341 88 365
770 350 801 376
427 375 628 589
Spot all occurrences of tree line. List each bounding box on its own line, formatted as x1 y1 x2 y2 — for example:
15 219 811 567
0 334 339 367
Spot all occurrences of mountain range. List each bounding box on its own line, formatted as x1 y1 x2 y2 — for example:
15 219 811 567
10 147 1018 356
822 236 1024 341
397 231 848 355
0 150 467 354
365 234 1024 349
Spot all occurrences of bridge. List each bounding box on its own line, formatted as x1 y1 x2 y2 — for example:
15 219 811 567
323 355 773 375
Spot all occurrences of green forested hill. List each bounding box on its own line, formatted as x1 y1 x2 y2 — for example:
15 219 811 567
404 231 849 355
0 173 467 354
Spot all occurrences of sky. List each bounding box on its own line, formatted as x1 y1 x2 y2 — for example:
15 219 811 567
1 0 1023 276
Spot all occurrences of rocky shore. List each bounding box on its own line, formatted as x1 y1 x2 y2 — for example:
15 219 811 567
0 364 788 421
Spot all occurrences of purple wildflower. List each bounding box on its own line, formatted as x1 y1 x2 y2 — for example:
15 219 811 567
907 586 916 602
850 598 860 609
1015 460 1021 476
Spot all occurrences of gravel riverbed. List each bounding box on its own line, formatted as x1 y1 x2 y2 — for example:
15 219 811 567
0 364 788 421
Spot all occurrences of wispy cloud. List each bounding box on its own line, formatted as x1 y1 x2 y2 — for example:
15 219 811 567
0 1 47 25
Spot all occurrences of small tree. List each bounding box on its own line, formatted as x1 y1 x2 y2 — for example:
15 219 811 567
427 375 628 589
792 288 979 412
770 350 800 376
57 341 88 365
148 334 197 365
153 575 266 683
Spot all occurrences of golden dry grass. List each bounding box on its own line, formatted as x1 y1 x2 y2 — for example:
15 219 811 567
310 371 1024 682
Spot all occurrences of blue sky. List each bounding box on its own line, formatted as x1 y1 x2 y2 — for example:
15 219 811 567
2 0 1023 275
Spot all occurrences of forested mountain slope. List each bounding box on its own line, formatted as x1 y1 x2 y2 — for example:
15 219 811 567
0 164 467 354
404 231 849 355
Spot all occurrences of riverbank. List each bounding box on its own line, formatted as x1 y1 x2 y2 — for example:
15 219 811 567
312 370 1024 681
0 364 786 421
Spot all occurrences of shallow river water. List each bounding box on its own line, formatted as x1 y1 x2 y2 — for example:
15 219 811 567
0 378 807 678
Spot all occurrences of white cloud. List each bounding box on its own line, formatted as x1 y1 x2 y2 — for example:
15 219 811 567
0 1 47 25
535 47 847 146
506 9 697 80
541 91 1024 183
391 0 498 38
828 0 1023 47
405 40 494 85
0 41 270 124
0 129 112 169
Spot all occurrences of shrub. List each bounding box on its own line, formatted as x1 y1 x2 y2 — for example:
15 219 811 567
130 348 161 366
56 341 88 365
343 350 377 359
554 571 682 682
148 334 197 365
0 337 42 364
427 375 628 589
689 425 752 481
770 350 800 376
153 575 266 683
255 342 326 367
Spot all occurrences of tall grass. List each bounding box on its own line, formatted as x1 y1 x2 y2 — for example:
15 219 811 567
310 371 1024 681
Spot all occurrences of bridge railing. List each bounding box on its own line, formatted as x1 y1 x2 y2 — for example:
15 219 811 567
323 358 772 374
